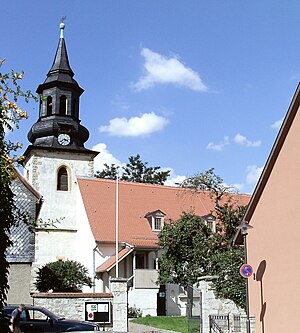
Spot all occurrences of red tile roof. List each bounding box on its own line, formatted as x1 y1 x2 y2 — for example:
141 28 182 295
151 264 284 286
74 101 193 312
78 178 250 248
96 247 134 273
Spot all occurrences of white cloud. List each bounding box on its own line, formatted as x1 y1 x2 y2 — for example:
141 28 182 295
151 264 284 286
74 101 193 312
132 48 207 92
206 136 229 151
163 168 186 186
271 118 283 130
231 183 245 192
223 182 244 192
92 143 123 173
99 112 169 137
246 165 264 185
234 133 261 147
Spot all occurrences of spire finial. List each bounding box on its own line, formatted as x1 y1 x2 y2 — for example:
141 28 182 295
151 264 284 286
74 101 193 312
60 16 67 39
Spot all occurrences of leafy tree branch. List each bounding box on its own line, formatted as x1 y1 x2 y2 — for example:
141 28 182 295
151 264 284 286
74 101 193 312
0 60 37 310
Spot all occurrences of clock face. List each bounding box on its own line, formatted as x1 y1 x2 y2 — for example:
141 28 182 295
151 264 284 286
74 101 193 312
58 133 71 146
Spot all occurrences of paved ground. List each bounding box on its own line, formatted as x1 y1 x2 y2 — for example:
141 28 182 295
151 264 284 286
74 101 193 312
128 321 178 333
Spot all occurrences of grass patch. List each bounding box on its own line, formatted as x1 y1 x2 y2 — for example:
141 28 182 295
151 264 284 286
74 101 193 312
131 316 189 333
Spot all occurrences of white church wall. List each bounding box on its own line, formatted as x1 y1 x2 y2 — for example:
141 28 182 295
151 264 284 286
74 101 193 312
24 150 96 290
24 151 94 230
75 182 100 292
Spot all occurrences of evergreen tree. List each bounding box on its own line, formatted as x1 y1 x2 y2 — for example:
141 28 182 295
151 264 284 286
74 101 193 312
95 154 170 185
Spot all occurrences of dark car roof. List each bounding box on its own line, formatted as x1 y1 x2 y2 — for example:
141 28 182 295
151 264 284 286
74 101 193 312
5 305 61 321
4 304 100 328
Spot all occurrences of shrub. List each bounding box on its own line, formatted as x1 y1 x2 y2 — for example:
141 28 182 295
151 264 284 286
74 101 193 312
128 306 143 318
35 260 92 292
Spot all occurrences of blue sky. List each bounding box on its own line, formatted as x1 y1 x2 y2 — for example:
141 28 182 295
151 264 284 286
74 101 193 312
3 1 299 193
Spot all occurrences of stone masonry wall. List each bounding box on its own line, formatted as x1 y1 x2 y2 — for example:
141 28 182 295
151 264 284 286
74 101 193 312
33 293 113 325
32 279 128 332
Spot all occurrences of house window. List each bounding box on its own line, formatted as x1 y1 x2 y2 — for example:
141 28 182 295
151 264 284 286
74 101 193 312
46 96 52 115
203 215 216 233
145 210 166 232
57 167 68 191
59 95 67 115
154 217 162 231
207 220 214 232
136 254 147 269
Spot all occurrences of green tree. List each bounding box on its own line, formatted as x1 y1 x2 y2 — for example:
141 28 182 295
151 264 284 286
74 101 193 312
158 169 248 309
95 154 170 185
0 61 36 310
158 212 212 288
35 260 92 292
96 163 119 180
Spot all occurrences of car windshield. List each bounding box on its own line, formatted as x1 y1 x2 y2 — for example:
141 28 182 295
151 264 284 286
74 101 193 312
34 307 61 321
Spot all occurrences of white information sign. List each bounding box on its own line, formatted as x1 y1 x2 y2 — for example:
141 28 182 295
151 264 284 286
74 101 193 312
86 304 97 312
98 303 109 312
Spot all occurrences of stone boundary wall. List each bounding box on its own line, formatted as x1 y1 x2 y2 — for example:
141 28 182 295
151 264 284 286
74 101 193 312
32 278 128 332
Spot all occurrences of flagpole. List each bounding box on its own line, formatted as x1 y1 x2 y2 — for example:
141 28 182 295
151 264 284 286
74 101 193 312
115 172 119 278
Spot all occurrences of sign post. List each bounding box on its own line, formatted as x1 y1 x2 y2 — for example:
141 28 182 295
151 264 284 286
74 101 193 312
239 264 253 278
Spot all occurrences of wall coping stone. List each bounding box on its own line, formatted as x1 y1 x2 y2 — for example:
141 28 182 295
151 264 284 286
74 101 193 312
32 292 113 298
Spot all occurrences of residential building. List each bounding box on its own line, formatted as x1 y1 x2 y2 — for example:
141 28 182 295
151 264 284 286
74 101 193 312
234 84 300 332
77 177 249 315
6 169 43 304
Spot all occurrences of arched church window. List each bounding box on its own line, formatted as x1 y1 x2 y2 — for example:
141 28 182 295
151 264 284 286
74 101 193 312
57 167 68 191
59 95 67 115
47 96 53 116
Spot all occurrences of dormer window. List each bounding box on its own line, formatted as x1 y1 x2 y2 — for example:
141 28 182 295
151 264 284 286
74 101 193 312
145 210 166 232
202 214 216 233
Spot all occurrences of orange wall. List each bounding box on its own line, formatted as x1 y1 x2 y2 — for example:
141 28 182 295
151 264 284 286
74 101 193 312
247 107 300 333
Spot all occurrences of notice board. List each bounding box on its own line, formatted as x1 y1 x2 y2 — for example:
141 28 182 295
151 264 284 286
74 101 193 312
85 301 111 323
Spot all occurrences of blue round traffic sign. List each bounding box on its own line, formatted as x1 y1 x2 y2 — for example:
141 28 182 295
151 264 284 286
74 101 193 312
240 264 253 278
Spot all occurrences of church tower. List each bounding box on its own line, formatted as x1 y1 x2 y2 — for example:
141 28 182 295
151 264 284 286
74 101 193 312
23 23 98 266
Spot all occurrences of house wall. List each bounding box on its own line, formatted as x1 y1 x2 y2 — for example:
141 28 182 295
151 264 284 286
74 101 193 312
128 288 159 316
7 176 38 304
7 264 32 304
247 106 300 333
76 186 101 292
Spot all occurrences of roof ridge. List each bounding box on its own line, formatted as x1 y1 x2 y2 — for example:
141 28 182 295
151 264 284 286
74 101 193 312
78 177 250 197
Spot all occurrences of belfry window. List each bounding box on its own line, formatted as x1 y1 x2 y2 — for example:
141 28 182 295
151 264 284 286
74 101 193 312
59 95 67 115
72 98 77 118
46 96 52 116
57 167 68 191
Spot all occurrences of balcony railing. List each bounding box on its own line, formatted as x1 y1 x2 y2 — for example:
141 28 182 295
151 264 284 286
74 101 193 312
134 269 158 289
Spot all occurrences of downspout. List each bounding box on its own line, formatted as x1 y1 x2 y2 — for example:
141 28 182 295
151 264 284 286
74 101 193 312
93 244 101 292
